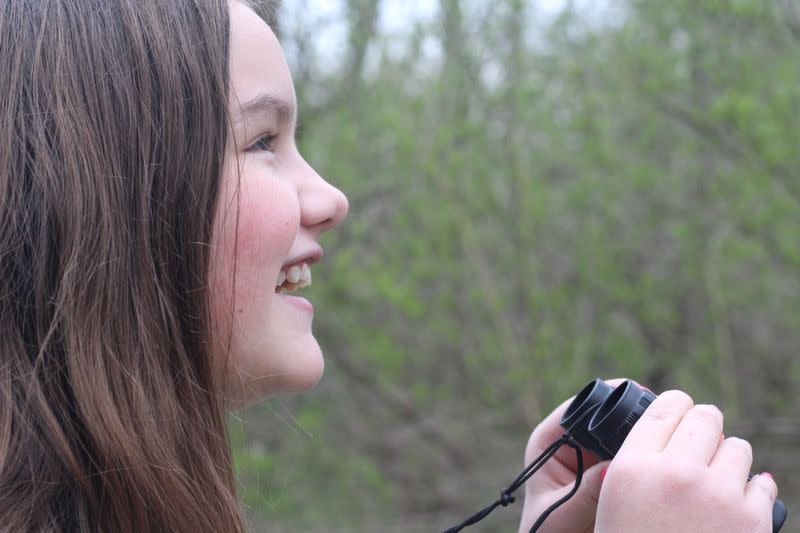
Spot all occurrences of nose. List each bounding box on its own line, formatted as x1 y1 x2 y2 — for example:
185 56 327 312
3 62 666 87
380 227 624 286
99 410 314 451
298 165 349 233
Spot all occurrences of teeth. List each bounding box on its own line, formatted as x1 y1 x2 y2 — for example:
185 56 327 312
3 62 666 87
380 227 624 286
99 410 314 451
287 265 301 284
276 262 313 293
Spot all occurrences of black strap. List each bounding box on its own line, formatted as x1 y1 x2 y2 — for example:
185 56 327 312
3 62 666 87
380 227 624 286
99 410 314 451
526 437 583 532
441 433 584 533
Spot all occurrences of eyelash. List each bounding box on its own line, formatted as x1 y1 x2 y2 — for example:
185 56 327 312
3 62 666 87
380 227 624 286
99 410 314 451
247 133 280 153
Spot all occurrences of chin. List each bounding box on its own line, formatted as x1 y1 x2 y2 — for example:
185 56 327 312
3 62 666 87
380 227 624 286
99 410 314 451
227 341 326 409
282 348 325 391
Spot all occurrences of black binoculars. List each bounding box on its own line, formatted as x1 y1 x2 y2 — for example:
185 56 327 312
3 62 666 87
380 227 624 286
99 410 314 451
560 379 787 532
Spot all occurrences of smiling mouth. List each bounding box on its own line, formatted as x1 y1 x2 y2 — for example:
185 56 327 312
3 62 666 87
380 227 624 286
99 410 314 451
276 262 311 293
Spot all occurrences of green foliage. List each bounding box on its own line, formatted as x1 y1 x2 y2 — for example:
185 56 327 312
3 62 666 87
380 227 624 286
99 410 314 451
233 0 800 529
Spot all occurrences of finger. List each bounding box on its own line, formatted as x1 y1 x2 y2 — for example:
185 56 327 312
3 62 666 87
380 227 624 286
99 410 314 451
709 437 753 487
617 389 694 454
745 473 778 515
523 461 609 530
580 461 610 506
662 404 724 464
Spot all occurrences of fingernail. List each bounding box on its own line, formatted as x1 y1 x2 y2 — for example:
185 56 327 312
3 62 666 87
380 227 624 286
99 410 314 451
600 467 607 482
761 472 773 480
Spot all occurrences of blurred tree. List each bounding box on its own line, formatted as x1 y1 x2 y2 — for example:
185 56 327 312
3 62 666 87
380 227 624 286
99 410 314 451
233 1 800 531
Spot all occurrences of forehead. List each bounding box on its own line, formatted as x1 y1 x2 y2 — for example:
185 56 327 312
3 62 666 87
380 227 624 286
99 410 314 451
228 3 295 122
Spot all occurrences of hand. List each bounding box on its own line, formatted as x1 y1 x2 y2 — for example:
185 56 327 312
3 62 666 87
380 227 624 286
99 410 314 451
517 379 626 533
595 390 779 533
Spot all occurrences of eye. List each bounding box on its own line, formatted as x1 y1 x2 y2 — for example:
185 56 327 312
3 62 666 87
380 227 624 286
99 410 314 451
247 133 280 153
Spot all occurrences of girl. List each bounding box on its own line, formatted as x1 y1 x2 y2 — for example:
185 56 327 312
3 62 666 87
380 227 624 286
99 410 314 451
0 1 778 531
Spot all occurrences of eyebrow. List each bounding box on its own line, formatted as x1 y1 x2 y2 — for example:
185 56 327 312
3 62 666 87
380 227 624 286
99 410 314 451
233 92 296 126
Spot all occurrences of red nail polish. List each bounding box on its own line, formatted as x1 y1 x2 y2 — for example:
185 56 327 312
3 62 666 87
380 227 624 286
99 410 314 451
762 472 773 480
600 467 607 481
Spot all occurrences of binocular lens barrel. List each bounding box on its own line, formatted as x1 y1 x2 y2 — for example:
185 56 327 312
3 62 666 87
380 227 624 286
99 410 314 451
560 379 787 533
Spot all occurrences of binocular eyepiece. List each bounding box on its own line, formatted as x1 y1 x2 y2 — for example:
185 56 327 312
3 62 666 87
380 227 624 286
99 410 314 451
560 379 653 459
560 379 787 533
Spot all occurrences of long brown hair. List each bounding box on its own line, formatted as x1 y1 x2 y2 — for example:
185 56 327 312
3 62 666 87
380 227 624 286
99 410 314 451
0 1 246 531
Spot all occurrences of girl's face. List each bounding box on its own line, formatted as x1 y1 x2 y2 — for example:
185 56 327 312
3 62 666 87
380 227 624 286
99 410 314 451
210 2 348 408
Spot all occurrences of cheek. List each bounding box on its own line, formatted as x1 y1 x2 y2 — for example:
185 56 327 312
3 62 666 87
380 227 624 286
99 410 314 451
210 174 300 317
233 178 299 284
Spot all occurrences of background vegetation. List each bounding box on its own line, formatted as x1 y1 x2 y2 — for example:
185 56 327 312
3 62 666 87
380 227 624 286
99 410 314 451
232 0 800 531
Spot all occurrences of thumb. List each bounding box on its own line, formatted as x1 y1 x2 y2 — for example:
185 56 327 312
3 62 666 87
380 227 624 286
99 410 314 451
525 461 610 533
574 461 609 508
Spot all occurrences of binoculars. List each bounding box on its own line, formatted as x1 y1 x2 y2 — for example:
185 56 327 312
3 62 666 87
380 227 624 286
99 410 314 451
560 379 787 532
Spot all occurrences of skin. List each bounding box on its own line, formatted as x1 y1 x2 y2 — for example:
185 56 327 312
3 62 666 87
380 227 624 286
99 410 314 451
209 2 348 408
518 381 780 533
